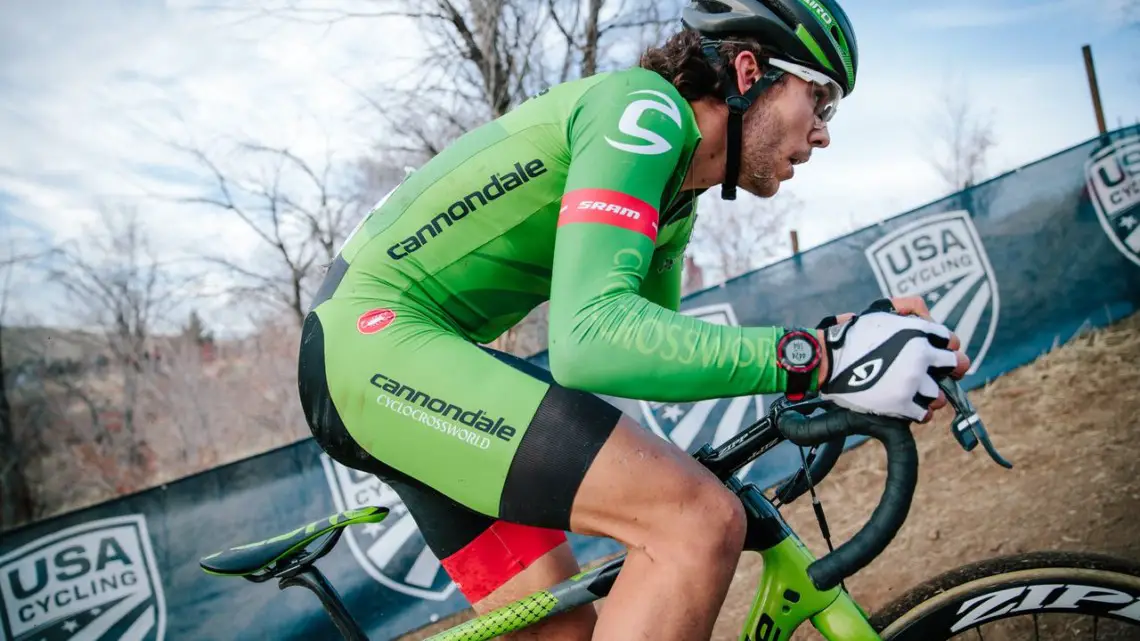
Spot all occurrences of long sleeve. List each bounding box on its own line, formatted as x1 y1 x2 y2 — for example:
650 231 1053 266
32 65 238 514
546 70 787 402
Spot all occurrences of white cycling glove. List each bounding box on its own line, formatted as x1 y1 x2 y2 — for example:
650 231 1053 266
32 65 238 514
817 304 958 422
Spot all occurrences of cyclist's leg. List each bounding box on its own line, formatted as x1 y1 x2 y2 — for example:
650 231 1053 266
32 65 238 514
300 302 744 641
567 417 747 640
373 473 597 639
299 302 605 639
466 351 748 641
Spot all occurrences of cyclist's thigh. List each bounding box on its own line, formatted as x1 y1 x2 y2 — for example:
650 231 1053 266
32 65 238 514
567 414 744 550
307 300 622 521
298 300 623 602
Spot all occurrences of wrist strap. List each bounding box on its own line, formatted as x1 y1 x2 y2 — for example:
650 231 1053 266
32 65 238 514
779 328 821 401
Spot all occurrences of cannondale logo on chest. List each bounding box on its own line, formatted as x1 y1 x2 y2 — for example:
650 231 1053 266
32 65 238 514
387 158 548 260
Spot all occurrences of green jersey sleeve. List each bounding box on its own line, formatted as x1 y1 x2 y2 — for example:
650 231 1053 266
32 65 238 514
639 251 684 312
638 211 696 311
547 70 789 402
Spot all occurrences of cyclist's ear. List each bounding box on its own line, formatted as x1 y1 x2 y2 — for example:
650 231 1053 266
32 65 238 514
733 50 762 94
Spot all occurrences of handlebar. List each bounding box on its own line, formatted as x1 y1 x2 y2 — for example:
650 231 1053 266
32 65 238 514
772 435 844 505
775 405 918 591
711 376 1013 593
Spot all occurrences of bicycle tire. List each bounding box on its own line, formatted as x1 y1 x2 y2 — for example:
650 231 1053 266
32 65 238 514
869 551 1140 640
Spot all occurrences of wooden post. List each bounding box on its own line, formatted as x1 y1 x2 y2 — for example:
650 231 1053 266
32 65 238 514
1082 44 1107 135
789 229 800 255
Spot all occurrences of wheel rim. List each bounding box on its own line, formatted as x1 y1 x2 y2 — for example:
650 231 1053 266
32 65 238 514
878 566 1140 641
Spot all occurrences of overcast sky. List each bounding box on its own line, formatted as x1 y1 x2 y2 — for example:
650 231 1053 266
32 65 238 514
1 0 1137 333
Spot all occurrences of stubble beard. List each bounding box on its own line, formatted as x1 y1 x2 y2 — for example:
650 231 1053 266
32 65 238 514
737 102 787 198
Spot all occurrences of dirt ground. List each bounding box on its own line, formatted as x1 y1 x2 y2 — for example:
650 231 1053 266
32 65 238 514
402 312 1140 640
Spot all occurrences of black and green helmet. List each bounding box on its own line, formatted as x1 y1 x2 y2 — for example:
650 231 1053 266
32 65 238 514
680 0 860 200
681 0 859 95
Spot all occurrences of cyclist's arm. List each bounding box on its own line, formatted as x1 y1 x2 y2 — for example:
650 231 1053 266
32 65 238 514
638 219 691 311
639 257 683 312
547 75 805 402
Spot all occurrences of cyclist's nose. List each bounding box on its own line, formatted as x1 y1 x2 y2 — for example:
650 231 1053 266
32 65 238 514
810 122 831 149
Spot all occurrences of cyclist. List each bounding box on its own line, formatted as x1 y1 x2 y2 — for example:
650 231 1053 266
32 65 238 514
298 0 969 639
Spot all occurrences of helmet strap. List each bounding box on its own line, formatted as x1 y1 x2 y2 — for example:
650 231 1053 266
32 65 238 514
700 38 784 200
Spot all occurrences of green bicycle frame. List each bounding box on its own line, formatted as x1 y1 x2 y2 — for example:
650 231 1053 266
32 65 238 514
423 481 881 641
740 536 878 641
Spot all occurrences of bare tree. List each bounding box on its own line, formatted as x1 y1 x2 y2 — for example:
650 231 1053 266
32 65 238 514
136 315 309 471
0 247 43 529
546 0 678 80
353 154 419 216
689 194 800 285
927 80 998 192
177 139 368 326
257 0 681 158
45 207 185 495
222 0 682 357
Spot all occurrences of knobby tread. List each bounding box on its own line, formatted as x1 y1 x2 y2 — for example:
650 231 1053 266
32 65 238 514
869 550 1140 631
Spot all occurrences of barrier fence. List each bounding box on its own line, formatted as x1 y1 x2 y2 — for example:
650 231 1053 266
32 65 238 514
2 125 1138 641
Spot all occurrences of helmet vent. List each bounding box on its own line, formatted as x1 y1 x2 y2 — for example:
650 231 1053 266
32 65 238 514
758 0 797 29
695 0 731 13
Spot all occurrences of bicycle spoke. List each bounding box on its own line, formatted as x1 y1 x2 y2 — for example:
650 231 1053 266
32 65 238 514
1034 613 1039 641
1092 615 1098 641
975 625 984 641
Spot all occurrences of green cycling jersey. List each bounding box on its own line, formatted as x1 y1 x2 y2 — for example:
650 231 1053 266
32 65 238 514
321 66 799 402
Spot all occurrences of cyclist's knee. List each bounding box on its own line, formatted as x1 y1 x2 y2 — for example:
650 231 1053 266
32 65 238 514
658 478 746 563
572 415 746 563
624 456 746 564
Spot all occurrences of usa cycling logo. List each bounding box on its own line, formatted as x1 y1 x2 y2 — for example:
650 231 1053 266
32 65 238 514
637 303 774 478
0 515 167 641
865 210 999 375
320 455 456 601
1085 134 1140 267
605 90 682 155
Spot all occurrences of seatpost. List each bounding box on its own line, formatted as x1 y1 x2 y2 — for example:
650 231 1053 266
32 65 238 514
278 566 369 641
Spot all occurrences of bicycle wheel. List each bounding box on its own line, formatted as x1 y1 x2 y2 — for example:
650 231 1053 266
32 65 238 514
870 551 1140 641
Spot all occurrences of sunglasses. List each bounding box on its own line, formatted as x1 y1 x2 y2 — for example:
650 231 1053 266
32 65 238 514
768 58 844 125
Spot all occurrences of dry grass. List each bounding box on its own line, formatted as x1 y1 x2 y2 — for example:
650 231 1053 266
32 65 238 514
399 312 1140 640
12 325 311 523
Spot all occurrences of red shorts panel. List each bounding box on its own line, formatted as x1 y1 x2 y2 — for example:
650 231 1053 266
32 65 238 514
440 521 568 604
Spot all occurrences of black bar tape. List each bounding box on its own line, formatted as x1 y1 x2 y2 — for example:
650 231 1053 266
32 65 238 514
776 410 918 592
777 409 857 446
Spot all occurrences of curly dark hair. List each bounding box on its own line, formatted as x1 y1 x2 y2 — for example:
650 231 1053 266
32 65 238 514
639 29 779 102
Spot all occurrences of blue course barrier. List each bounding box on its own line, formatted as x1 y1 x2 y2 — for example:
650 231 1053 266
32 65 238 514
2 125 1138 640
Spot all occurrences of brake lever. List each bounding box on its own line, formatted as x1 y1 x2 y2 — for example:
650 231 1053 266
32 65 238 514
769 379 1012 469
937 377 1013 469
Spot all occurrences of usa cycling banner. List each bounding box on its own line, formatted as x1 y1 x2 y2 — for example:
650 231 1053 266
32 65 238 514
2 125 1138 641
